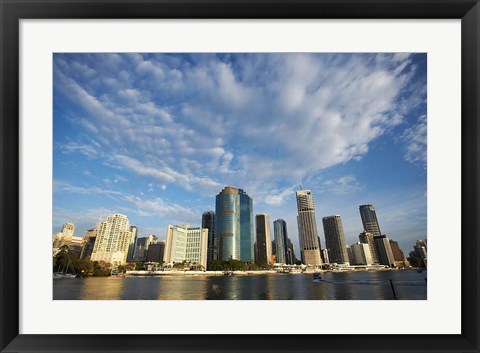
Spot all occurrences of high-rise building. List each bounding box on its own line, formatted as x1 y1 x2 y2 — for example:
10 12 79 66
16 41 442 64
146 241 165 263
350 242 373 265
127 226 138 262
296 190 322 266
322 215 349 264
201 211 216 263
359 204 382 237
164 225 208 269
286 239 296 265
90 214 134 265
373 235 395 267
359 231 379 263
239 189 254 262
255 214 272 265
52 222 76 249
389 239 405 262
273 219 288 264
80 228 97 260
133 235 157 262
214 186 254 262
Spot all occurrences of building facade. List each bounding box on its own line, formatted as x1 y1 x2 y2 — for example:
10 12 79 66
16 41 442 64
255 214 272 265
359 231 379 263
90 214 134 265
350 242 373 265
214 186 254 262
133 235 157 262
296 190 322 266
373 235 396 267
52 222 76 249
273 219 288 264
322 215 349 264
127 226 138 262
359 204 382 237
164 225 208 269
146 241 165 263
201 211 215 263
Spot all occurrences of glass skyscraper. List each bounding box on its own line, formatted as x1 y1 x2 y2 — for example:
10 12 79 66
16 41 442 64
215 186 254 262
273 219 288 264
201 211 215 263
239 189 254 262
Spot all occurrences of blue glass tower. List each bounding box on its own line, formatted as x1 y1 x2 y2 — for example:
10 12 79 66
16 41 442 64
239 189 254 262
215 186 254 262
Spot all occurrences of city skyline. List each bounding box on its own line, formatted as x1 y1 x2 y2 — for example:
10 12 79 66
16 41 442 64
53 53 427 253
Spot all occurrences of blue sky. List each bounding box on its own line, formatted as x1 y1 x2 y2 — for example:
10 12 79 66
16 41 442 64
53 53 427 255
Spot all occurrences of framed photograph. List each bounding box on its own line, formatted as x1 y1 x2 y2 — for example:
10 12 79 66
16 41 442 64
1 0 478 352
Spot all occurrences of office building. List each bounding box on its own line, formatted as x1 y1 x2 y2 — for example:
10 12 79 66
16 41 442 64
296 189 322 266
350 242 373 265
389 239 406 267
373 235 395 267
90 214 134 265
287 239 296 265
256 214 272 265
322 215 349 264
127 226 138 262
164 225 208 269
273 219 288 264
133 235 157 262
214 186 254 262
321 248 330 264
146 241 165 263
52 222 76 249
201 211 216 263
359 231 379 263
359 204 382 237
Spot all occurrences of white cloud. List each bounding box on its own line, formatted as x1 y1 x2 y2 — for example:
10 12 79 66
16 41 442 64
54 53 423 205
402 114 427 167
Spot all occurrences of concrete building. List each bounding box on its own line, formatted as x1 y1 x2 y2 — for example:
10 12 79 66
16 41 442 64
164 225 208 269
350 242 373 265
214 186 254 262
133 235 157 262
296 190 322 266
127 226 138 262
321 248 330 264
255 214 272 265
146 241 165 263
90 214 134 265
359 204 382 237
373 235 396 267
80 228 97 260
322 215 349 264
273 219 288 264
359 231 379 263
52 222 76 249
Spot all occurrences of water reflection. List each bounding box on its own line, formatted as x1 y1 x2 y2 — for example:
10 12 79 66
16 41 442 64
53 271 427 300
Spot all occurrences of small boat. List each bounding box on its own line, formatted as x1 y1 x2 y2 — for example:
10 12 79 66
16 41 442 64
53 258 77 279
313 273 324 282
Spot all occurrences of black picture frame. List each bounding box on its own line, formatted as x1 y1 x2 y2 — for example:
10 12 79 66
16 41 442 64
1 0 479 352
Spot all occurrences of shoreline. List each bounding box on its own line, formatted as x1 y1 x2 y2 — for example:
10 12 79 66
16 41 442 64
122 268 420 277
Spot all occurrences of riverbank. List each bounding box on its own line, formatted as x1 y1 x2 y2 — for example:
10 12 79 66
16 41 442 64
123 267 416 277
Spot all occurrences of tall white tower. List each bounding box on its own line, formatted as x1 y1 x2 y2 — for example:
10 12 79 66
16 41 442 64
296 190 323 266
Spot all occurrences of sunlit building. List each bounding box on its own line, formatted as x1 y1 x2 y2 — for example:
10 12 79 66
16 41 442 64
164 225 208 269
296 190 322 266
359 231 379 263
350 242 373 265
90 214 134 265
52 222 76 249
215 186 254 262
373 235 396 267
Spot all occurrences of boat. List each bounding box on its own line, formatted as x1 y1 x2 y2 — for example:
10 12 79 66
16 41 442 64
313 273 324 282
53 258 78 279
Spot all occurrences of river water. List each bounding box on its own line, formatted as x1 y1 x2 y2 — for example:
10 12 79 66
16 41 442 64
53 270 426 300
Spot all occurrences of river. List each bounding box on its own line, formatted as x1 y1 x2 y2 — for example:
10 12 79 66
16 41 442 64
53 270 426 300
